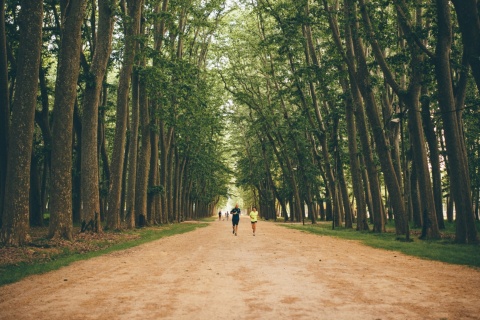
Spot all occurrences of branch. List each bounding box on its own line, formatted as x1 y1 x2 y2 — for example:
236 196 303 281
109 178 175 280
393 0 435 60
357 0 403 96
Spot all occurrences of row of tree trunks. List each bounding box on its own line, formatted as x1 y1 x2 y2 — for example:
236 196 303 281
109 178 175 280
301 4 340 226
435 0 477 243
106 0 143 230
358 0 440 239
324 2 370 231
324 0 385 232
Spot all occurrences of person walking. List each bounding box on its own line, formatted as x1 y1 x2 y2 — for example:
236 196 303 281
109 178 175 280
249 206 259 236
230 204 241 236
218 210 222 221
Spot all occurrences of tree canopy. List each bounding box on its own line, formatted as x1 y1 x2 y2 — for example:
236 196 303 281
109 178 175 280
1 0 479 246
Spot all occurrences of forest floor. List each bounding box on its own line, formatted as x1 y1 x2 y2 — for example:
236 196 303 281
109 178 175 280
0 216 479 320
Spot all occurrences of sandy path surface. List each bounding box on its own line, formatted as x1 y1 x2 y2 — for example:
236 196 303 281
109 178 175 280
1 216 479 320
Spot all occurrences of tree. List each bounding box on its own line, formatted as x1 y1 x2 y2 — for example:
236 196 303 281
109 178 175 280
49 0 88 240
1 0 43 245
0 0 9 226
435 0 477 243
451 0 480 94
324 0 385 232
81 0 118 232
357 0 439 238
106 0 144 230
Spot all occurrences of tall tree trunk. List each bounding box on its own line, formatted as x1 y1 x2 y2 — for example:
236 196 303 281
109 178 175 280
99 91 110 220
106 0 143 230
0 0 9 226
134 70 150 225
159 122 173 223
81 0 117 232
49 0 87 240
147 112 159 225
145 0 169 225
174 146 182 222
120 129 130 223
410 162 422 227
341 76 369 230
451 0 480 93
435 0 477 243
73 101 82 224
30 151 43 226
36 67 52 225
167 140 175 222
405 79 440 239
126 69 140 228
338 152 353 228
1 0 43 245
420 95 445 229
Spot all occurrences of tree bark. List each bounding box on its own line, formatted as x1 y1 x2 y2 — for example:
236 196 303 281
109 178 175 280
134 70 150 225
36 70 52 223
1 0 43 245
361 0 440 239
353 0 409 237
49 0 87 240
410 162 422 227
126 69 140 228
106 0 143 230
344 3 385 232
420 95 445 229
147 112 160 225
0 0 9 225
451 0 480 93
29 151 43 226
325 0 385 232
81 0 117 232
435 0 477 243
73 101 82 224
341 75 369 230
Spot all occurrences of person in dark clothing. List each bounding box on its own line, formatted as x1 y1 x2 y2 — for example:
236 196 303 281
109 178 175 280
230 204 241 236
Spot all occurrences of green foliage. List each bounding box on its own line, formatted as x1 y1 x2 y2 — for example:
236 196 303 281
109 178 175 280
147 185 165 196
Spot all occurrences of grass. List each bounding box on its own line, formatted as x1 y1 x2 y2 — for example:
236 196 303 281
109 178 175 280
0 221 209 287
280 220 480 269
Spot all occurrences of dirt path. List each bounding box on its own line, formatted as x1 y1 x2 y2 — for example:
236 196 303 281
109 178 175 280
1 216 479 320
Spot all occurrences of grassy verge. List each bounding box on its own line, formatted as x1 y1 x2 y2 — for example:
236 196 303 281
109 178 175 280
0 221 209 287
279 220 480 269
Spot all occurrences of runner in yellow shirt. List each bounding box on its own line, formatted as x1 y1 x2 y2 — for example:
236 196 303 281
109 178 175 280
249 206 258 236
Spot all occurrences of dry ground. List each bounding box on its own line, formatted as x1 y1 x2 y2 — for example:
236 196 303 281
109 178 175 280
1 215 479 320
